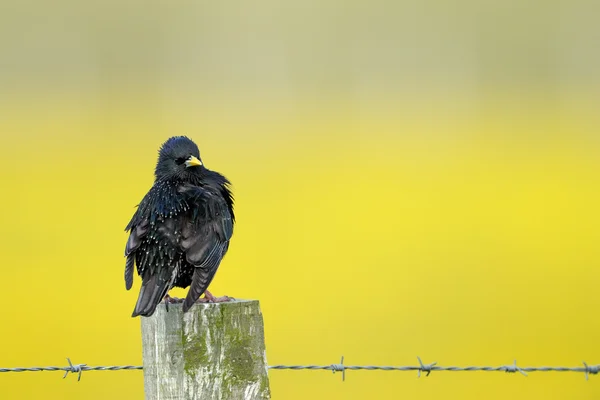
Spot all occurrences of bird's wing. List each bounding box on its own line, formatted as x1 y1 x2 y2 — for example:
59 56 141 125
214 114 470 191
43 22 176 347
124 218 149 290
129 216 185 317
178 184 234 311
123 181 186 291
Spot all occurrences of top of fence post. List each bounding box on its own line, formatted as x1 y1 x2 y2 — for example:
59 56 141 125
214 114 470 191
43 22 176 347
141 299 271 400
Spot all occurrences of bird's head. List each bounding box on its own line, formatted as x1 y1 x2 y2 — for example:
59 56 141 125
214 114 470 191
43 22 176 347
154 136 205 180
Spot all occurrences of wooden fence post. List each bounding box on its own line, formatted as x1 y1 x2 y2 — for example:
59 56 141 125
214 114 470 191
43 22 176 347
141 300 271 400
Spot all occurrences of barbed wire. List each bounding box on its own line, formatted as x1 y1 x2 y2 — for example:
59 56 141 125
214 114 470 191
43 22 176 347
0 358 143 381
1 357 598 382
270 357 600 381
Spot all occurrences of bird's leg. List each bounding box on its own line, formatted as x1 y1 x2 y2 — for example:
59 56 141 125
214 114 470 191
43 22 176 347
197 290 233 303
164 294 184 304
163 293 184 312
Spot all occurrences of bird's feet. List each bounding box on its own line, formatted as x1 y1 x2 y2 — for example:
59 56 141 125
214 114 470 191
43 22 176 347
164 294 184 303
196 290 234 303
163 294 184 312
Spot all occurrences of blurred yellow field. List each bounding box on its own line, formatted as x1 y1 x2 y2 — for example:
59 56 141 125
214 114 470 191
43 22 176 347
1 1 599 399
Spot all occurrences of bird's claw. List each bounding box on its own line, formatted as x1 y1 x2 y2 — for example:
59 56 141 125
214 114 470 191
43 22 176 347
211 295 234 303
164 294 184 304
164 294 184 312
197 290 234 304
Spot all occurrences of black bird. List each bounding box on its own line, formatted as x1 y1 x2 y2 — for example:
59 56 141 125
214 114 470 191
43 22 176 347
124 136 235 317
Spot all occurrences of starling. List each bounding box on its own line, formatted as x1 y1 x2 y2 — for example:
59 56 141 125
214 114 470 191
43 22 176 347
124 136 235 317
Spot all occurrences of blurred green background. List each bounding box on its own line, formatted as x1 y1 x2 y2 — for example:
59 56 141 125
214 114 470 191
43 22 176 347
1 1 599 399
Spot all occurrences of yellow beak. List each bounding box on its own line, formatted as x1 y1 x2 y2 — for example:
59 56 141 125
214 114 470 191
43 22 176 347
185 156 203 168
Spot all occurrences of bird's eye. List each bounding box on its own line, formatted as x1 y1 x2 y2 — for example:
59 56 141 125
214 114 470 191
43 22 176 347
175 157 187 165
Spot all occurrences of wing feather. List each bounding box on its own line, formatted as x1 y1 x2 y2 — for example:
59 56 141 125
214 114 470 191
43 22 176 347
124 219 149 290
179 184 234 308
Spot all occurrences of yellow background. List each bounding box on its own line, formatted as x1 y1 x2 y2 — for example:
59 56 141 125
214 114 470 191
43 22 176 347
1 1 599 399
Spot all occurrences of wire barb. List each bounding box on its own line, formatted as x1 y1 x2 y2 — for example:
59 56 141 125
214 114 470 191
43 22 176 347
63 358 86 381
330 356 346 381
583 362 599 381
503 360 527 377
417 356 437 377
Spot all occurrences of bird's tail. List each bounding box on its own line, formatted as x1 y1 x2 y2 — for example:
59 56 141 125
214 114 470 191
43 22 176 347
131 274 170 317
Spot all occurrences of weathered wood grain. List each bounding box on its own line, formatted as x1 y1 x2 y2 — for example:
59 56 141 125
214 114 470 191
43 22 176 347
141 300 270 400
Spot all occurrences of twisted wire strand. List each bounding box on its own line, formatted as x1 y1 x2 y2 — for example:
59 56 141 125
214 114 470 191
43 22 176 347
271 358 600 381
1 357 598 381
0 366 143 373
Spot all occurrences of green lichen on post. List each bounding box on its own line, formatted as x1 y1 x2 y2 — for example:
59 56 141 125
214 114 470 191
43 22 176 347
142 300 270 399
225 332 254 383
217 301 269 396
182 330 209 378
214 306 225 331
259 374 269 395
